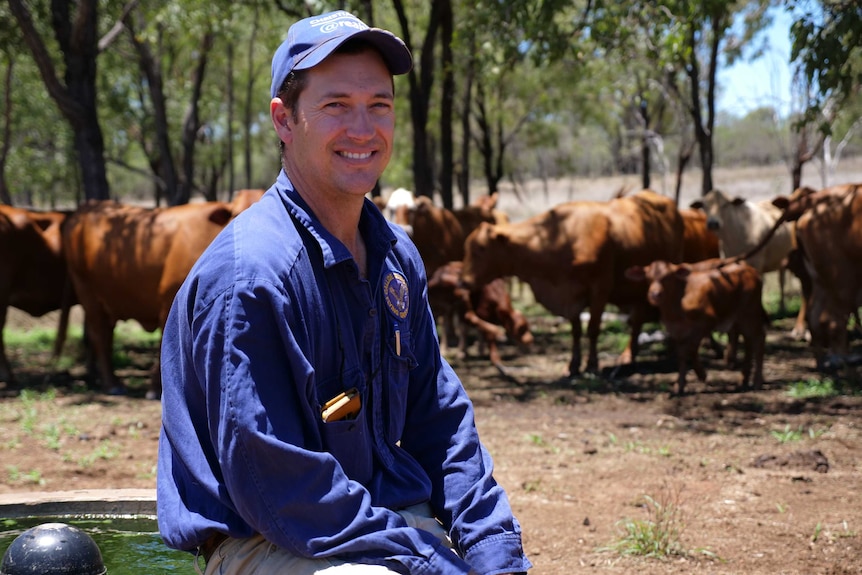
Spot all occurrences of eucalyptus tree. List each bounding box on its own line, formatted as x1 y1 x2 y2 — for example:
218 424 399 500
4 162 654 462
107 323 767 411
455 0 587 201
787 0 862 187
590 0 775 196
7 0 116 201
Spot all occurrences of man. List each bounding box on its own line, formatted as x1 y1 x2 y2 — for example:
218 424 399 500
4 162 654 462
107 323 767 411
156 10 531 575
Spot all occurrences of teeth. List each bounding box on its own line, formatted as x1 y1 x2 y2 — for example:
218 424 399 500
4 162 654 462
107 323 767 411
342 151 372 160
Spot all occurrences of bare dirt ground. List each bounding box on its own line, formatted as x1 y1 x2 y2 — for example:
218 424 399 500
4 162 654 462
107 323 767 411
1 299 861 575
3 162 862 573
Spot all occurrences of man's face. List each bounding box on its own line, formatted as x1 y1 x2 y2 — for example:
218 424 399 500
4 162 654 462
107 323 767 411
277 49 395 202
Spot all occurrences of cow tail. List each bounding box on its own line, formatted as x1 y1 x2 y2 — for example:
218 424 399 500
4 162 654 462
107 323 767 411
53 276 74 359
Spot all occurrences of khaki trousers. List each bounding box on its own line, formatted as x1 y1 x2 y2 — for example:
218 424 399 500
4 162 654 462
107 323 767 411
198 503 453 575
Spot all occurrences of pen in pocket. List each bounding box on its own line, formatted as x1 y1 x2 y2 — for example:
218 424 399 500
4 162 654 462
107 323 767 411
394 322 401 356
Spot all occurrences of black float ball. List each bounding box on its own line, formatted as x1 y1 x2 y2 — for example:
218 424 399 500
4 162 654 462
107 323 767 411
1 522 106 575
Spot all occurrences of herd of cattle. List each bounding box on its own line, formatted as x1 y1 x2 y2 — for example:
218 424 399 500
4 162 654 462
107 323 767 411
1 183 859 398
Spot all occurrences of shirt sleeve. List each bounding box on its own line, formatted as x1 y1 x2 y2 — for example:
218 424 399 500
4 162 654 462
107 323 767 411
397 273 532 574
187 278 474 575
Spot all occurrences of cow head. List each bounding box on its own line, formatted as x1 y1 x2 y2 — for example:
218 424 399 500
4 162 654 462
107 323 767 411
626 260 687 307
690 189 746 232
461 221 506 288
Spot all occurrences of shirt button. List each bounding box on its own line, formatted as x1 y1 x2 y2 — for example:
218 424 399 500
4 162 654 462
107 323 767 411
368 308 377 317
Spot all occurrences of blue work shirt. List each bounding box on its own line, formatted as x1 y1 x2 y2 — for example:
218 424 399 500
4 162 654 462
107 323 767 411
157 171 531 575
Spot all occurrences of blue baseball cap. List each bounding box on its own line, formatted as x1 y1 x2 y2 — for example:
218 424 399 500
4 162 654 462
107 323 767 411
270 10 413 99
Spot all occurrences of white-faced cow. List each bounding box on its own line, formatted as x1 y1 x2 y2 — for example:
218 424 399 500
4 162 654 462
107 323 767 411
689 189 798 332
61 197 262 398
461 190 685 377
626 259 767 396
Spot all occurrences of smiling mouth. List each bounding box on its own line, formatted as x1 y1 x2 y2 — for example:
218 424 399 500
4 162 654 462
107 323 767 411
340 151 373 160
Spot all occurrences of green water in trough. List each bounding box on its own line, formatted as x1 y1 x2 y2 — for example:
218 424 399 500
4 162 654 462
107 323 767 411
0 516 190 574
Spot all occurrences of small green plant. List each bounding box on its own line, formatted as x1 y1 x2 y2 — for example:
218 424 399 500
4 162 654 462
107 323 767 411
42 423 62 450
771 424 804 443
812 522 823 543
770 424 828 443
601 483 715 560
78 441 119 468
525 433 559 454
787 378 840 399
5 466 44 486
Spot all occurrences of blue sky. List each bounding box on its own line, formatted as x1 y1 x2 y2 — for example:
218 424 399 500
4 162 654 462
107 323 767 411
717 9 794 117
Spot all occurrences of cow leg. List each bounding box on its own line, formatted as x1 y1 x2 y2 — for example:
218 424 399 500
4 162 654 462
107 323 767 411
691 346 707 383
778 266 787 315
792 297 809 341
739 331 753 389
85 310 124 395
725 326 740 368
0 302 14 383
788 248 811 340
751 328 765 390
584 301 607 374
618 305 647 365
569 316 583 377
147 336 164 400
674 342 690 396
464 310 505 365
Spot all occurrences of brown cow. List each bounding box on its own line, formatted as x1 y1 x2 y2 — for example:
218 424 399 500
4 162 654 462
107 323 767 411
62 198 258 397
428 261 532 370
461 190 685 376
783 184 862 369
229 189 266 216
392 194 501 278
680 208 720 263
393 197 461 277
626 259 767 396
0 206 72 383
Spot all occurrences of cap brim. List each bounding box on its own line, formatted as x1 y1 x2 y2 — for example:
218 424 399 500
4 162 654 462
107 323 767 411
294 28 413 76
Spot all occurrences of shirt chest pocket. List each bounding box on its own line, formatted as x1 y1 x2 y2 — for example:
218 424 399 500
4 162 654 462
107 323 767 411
383 326 416 442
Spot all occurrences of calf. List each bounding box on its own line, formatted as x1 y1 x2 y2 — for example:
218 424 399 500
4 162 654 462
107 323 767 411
690 189 798 329
428 261 532 370
626 259 767 396
462 190 685 376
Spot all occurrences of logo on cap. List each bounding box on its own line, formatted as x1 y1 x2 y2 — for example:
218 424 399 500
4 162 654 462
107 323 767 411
383 271 409 320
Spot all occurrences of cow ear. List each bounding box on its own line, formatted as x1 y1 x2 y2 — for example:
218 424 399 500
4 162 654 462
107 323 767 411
209 205 233 227
772 196 789 210
731 197 746 206
689 199 703 210
624 265 646 282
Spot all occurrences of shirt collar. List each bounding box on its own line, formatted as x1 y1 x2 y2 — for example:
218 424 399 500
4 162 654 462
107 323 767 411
274 170 398 269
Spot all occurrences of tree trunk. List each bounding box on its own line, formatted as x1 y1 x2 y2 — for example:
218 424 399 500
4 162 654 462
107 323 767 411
0 57 13 205
438 0 454 209
9 0 110 201
458 47 475 208
393 0 439 199
175 31 215 206
640 97 651 190
127 18 178 207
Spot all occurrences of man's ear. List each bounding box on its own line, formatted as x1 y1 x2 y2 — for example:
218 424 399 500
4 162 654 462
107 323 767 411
271 98 293 142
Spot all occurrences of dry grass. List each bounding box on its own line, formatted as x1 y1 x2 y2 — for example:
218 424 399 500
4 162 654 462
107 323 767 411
475 156 862 221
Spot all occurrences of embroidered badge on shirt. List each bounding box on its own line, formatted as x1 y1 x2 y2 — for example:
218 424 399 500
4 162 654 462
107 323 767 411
383 271 409 320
